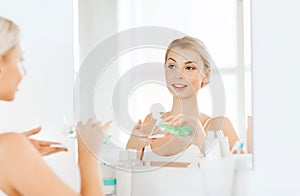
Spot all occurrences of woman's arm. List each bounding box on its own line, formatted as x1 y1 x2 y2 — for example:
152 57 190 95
78 147 103 196
205 116 240 150
0 120 109 196
76 120 111 196
126 114 154 151
0 133 77 196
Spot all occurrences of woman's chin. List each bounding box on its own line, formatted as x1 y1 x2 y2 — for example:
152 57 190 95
170 92 195 99
4 93 17 101
167 87 197 99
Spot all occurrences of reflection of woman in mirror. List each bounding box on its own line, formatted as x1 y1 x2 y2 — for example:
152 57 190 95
0 16 107 196
126 36 241 161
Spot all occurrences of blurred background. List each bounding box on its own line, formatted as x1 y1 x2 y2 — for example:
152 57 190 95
1 0 300 195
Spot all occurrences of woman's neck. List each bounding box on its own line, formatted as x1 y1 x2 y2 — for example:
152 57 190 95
170 95 199 117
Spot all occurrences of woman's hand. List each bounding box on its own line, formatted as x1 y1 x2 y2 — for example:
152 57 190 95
164 114 206 148
22 127 68 156
126 120 156 151
76 118 111 195
76 118 112 158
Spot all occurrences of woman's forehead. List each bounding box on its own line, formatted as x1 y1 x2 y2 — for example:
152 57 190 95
167 47 203 63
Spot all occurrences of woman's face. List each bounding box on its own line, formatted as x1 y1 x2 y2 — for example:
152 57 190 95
0 43 25 101
165 47 206 99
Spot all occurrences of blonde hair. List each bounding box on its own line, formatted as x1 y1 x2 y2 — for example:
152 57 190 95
0 16 20 57
165 36 214 69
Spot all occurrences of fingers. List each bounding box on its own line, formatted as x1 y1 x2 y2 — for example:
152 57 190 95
132 120 144 135
164 133 176 140
76 118 113 142
167 114 182 123
78 118 112 130
164 115 174 122
139 137 156 147
134 120 142 129
40 147 68 156
101 121 112 133
38 140 61 146
165 114 182 126
22 126 42 137
86 118 93 127
77 121 83 128
165 114 197 126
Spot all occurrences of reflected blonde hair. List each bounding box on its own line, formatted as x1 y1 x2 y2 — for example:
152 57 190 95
165 36 214 86
0 16 20 57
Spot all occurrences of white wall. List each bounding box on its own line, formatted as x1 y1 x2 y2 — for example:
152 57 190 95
1 0 300 195
234 0 300 195
0 0 79 194
78 0 117 62
78 0 121 147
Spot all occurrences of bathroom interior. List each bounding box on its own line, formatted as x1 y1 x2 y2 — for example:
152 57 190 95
1 0 299 196
77 1 253 195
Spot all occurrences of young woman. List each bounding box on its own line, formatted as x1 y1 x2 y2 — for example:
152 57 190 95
126 36 241 161
0 16 108 196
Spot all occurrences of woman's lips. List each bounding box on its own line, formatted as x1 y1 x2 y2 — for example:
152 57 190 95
172 83 188 91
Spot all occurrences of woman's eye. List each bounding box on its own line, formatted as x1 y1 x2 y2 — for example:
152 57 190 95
185 66 196 70
168 65 176 69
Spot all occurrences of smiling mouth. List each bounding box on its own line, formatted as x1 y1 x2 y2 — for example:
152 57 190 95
172 83 188 91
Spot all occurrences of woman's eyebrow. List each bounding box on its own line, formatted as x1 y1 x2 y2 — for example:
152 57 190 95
167 57 177 62
185 60 197 65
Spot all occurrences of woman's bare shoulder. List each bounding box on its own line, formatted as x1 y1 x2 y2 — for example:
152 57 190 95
203 115 234 130
199 113 211 126
209 116 232 124
199 114 234 130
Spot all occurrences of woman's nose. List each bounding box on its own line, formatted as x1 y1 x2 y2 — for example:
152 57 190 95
19 62 26 76
176 69 184 79
22 65 27 76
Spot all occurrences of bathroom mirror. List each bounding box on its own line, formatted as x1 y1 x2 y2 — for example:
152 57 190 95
76 0 252 169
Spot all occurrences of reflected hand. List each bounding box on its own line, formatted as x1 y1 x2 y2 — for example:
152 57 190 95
164 114 206 147
76 118 112 156
22 127 68 156
164 114 198 126
126 120 156 150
